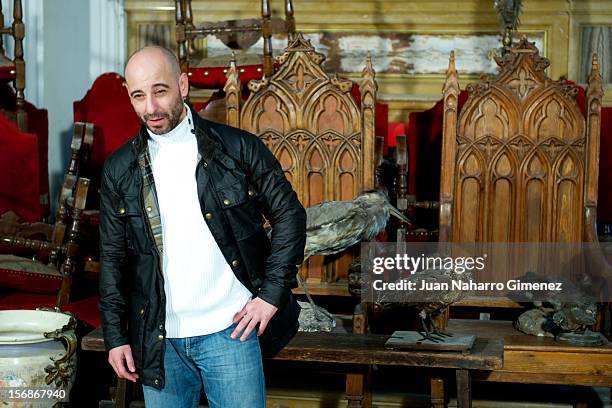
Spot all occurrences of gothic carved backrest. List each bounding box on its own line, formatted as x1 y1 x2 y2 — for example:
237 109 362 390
225 33 377 290
439 39 603 285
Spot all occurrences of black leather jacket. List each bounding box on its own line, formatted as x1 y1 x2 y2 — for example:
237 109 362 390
99 110 306 389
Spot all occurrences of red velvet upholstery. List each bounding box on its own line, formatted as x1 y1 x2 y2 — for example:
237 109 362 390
0 267 62 294
599 108 612 223
62 296 101 328
0 292 57 310
0 64 16 81
0 83 50 219
73 72 141 172
0 111 40 222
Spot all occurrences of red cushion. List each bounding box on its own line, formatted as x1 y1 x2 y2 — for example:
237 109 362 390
0 292 57 310
63 296 101 328
188 64 265 89
0 268 63 294
0 64 16 81
74 73 141 172
0 111 41 222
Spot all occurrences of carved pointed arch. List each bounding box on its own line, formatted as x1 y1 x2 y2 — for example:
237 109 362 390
460 89 520 142
486 147 519 242
523 88 585 144
551 149 584 242
330 139 360 201
519 149 551 242
453 147 486 243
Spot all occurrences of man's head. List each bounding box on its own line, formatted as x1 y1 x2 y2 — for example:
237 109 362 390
124 46 189 135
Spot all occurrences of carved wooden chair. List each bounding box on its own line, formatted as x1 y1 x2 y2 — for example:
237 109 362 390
438 38 611 329
0 123 93 309
0 0 25 131
224 33 377 297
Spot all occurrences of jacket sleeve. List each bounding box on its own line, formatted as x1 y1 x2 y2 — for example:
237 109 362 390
98 161 130 351
241 132 307 308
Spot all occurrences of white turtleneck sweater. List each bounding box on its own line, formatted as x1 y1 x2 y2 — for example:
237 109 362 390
147 106 252 338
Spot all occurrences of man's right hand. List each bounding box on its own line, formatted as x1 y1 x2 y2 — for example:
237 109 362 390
108 345 139 382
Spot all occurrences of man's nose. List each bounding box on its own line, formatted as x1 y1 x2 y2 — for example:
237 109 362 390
145 95 159 114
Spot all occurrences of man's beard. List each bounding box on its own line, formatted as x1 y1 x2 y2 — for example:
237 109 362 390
142 96 185 135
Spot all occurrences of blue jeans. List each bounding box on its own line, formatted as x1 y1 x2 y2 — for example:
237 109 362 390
142 323 266 408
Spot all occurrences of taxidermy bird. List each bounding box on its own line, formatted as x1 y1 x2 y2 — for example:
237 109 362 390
303 190 410 261
511 272 600 344
268 190 410 332
375 265 472 343
494 0 523 51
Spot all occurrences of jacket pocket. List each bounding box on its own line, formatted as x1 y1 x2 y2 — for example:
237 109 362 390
216 183 264 241
115 195 148 252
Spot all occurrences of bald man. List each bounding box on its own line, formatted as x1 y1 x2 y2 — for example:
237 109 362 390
99 46 306 408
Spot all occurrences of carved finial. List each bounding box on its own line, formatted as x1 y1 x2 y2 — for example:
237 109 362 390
443 51 460 95
591 53 600 74
587 53 604 102
361 52 376 93
224 52 241 127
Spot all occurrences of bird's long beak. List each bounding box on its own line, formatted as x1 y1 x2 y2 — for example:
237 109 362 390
389 206 411 225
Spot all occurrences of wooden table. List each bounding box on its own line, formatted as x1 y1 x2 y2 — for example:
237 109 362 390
82 326 503 408
447 319 612 387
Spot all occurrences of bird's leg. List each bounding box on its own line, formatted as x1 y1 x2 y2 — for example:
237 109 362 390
296 273 324 321
417 314 444 343
430 318 453 338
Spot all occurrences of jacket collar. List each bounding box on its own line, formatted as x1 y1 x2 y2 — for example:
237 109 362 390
133 104 218 163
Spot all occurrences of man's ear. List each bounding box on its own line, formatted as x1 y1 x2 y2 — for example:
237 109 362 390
179 72 189 99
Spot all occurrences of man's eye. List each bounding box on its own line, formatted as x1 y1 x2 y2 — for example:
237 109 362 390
155 89 167 95
133 94 144 100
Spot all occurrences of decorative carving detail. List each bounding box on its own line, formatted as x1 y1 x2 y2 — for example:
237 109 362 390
507 68 537 99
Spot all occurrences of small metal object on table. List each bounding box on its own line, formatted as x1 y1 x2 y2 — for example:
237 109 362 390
83 326 503 408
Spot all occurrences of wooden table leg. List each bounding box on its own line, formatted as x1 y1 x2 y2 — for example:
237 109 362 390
430 377 445 408
113 378 128 408
456 370 471 408
346 365 371 408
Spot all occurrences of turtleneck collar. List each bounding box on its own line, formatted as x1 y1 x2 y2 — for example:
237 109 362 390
147 103 194 144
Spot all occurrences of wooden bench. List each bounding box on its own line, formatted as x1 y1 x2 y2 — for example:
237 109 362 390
82 326 503 408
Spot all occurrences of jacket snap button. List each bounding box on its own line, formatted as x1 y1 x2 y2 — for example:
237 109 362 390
159 324 164 330
146 206 152 212
231 260 239 268
203 162 208 167
223 199 231 206
248 190 254 197
154 379 160 385
119 208 126 215
158 334 164 340
205 212 212 220
139 308 144 316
